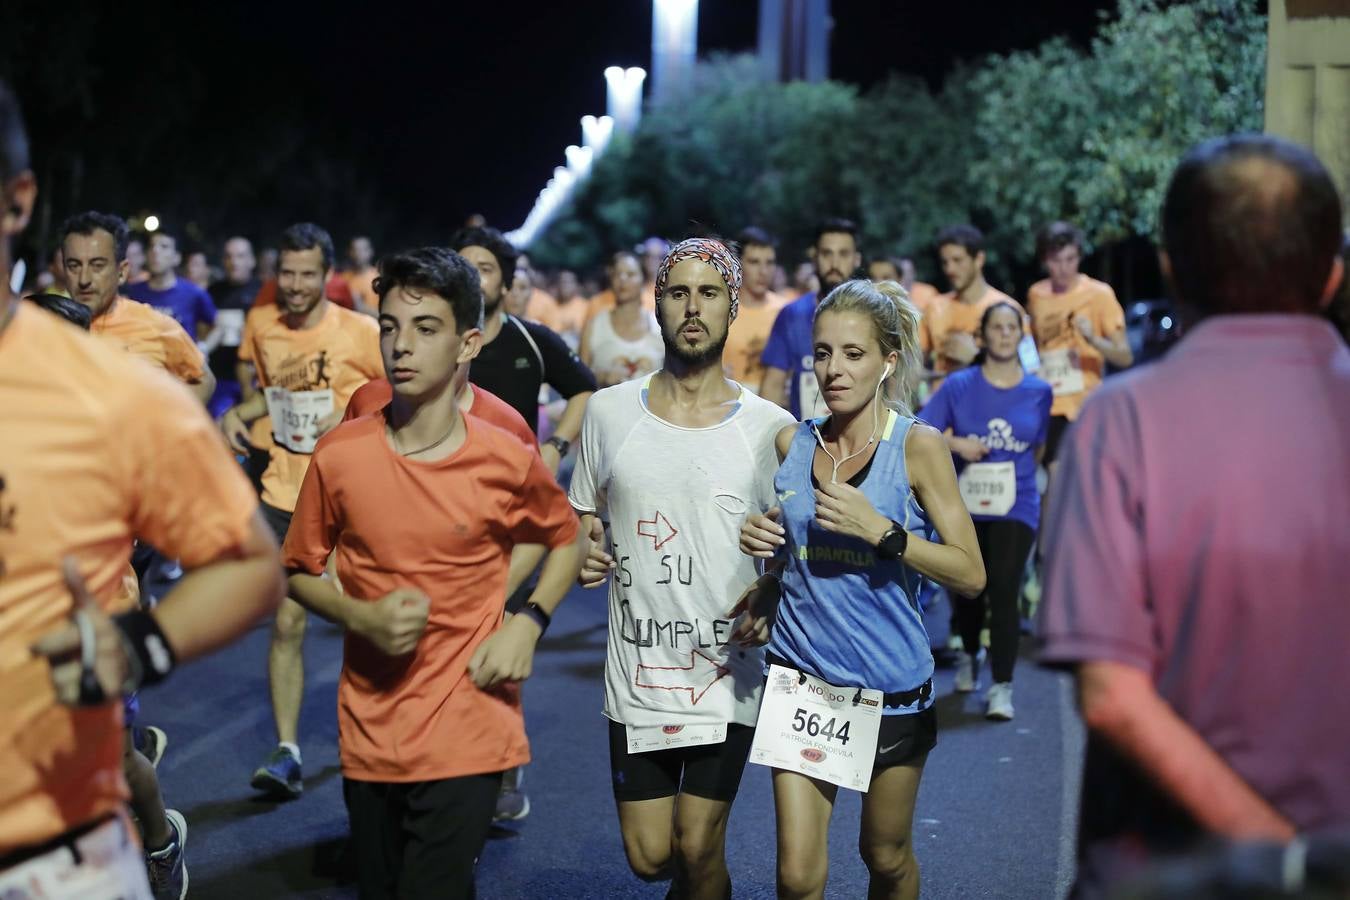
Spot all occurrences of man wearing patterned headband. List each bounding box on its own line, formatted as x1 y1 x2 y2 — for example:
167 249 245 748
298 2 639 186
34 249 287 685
570 237 794 899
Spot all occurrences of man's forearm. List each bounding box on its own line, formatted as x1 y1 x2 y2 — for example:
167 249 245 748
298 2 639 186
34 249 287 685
1078 661 1295 841
1094 331 1133 368
190 368 216 406
506 544 547 598
232 389 269 423
236 361 258 401
525 531 585 616
152 515 283 661
287 570 366 630
552 392 591 443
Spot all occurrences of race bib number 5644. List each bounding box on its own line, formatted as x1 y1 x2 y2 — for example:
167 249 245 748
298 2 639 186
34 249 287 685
750 664 882 792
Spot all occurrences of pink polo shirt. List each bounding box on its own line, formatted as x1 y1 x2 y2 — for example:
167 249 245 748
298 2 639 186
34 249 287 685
1038 314 1350 891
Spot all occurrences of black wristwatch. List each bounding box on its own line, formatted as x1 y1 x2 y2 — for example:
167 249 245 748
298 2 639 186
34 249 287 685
875 521 909 561
544 436 571 457
520 601 552 635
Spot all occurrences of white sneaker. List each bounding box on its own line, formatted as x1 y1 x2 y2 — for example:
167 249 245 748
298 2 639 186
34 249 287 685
954 650 982 693
985 682 1014 721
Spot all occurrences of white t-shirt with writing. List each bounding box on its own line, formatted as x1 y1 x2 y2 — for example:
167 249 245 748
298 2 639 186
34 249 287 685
569 374 794 727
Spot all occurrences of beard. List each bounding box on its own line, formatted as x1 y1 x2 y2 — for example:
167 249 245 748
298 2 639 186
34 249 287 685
662 323 729 369
818 269 847 299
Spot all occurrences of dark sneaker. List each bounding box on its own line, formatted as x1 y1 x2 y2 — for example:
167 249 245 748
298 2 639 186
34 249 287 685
138 725 168 769
146 808 187 900
250 746 303 799
493 788 531 822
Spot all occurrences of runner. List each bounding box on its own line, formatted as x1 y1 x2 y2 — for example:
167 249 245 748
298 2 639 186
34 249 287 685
579 250 664 388
740 278 984 900
22 287 195 896
280 246 581 899
761 218 863 419
202 236 262 417
919 302 1051 719
724 227 787 394
1025 221 1132 472
0 80 284 900
450 225 596 472
125 232 218 342
219 222 383 800
570 238 793 899
60 212 215 405
918 225 1024 394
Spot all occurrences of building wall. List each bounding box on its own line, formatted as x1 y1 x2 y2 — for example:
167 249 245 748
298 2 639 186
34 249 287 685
1266 0 1350 208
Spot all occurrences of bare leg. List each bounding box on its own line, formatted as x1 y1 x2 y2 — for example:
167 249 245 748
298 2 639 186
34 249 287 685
615 795 677 882
268 597 307 744
773 770 838 900
670 793 734 900
124 729 170 849
859 758 927 900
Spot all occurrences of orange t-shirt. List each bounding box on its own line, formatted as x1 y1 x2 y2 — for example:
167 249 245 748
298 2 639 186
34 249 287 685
1027 275 1126 420
907 281 940 315
343 379 537 450
89 296 206 384
281 414 579 781
238 302 383 512
344 267 379 310
918 286 1024 378
723 291 786 392
0 304 258 854
553 297 588 338
582 283 658 327
524 288 560 331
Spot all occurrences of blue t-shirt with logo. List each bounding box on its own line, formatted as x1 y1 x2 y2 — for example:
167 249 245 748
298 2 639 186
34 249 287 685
919 366 1052 531
126 277 217 337
760 292 817 420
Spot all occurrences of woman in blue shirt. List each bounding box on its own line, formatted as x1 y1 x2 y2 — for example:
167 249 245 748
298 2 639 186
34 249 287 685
921 301 1052 720
740 279 985 900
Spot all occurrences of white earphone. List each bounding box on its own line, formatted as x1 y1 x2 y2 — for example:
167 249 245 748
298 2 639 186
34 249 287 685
881 363 893 380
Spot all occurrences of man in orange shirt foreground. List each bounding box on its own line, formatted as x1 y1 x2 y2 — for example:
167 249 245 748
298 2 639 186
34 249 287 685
0 81 284 899
281 247 582 899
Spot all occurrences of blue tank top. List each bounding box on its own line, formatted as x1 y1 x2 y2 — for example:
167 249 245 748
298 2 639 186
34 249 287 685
768 409 934 714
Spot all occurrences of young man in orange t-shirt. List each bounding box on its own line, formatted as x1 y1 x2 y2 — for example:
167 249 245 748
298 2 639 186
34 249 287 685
919 225 1025 395
1025 221 1133 467
219 223 384 801
0 81 284 899
281 247 581 899
60 212 215 406
725 227 788 394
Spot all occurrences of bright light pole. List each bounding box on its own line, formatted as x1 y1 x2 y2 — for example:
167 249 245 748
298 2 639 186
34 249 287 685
652 0 698 103
604 66 646 135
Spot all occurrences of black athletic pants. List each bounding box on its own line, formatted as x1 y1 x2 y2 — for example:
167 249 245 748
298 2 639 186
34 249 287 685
954 519 1036 683
343 772 502 900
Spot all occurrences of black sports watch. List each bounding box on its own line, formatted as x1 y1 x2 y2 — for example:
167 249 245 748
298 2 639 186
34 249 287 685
875 521 909 561
544 436 571 457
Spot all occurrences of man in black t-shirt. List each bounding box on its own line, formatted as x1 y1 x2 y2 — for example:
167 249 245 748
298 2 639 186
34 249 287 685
451 226 595 474
203 236 262 416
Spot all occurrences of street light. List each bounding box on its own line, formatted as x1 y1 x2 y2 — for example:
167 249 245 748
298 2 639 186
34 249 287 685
581 115 615 158
604 66 646 134
144 214 160 232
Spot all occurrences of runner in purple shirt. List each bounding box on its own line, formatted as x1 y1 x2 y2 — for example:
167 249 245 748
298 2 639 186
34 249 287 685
1038 134 1350 896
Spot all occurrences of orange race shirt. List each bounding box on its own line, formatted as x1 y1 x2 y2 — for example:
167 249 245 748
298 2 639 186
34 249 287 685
89 296 206 384
281 414 579 782
919 287 1024 380
343 267 379 310
0 304 257 855
907 281 940 315
524 288 561 332
723 292 787 392
343 379 538 450
238 302 382 512
552 297 588 338
1026 275 1126 420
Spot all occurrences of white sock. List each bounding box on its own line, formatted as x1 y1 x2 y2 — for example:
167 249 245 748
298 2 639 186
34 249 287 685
279 741 301 763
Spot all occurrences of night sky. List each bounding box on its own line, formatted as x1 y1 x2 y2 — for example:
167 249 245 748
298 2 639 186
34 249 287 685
3 0 1111 258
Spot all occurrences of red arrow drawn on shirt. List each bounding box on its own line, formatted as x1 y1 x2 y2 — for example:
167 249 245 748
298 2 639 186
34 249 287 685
634 650 730 706
637 511 679 551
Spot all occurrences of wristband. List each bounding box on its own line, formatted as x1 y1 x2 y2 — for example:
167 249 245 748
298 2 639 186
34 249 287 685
519 601 551 635
113 609 178 691
544 436 571 457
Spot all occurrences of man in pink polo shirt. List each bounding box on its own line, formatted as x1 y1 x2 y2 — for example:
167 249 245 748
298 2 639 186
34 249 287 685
1038 134 1349 895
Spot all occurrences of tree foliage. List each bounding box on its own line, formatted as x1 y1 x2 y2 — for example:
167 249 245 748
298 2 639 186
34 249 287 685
530 0 1266 292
